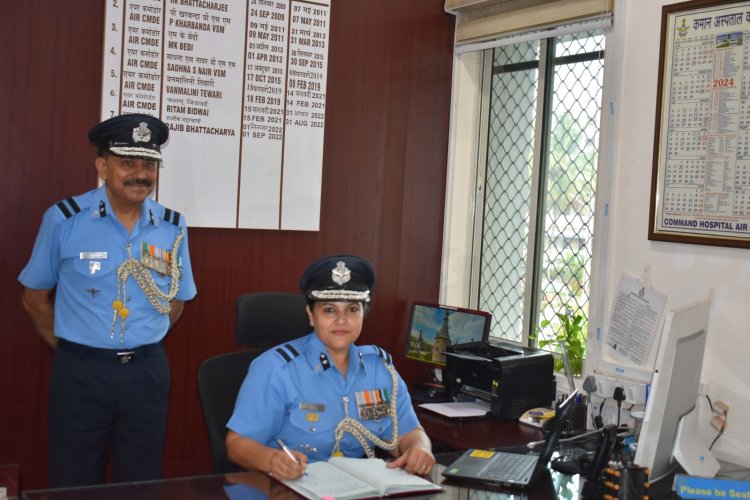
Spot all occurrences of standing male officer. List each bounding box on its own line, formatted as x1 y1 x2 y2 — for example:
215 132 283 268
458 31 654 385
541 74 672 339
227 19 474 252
18 113 197 487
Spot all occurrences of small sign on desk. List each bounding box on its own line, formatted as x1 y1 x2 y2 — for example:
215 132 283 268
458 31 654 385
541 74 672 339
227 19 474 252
518 407 555 429
674 474 750 499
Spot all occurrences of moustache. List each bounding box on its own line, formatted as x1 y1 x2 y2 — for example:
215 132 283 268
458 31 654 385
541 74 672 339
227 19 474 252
124 179 153 187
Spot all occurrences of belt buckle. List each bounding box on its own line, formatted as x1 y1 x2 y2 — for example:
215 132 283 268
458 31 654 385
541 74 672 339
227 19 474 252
117 351 136 364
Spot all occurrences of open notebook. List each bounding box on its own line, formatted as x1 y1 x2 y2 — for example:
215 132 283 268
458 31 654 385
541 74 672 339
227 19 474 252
279 457 442 500
442 391 577 489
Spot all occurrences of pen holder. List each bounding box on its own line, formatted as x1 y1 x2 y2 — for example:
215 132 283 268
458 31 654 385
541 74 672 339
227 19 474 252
571 403 588 431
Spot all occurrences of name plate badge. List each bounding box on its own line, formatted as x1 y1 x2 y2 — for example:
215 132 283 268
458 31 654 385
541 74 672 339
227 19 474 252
80 252 108 260
299 402 325 412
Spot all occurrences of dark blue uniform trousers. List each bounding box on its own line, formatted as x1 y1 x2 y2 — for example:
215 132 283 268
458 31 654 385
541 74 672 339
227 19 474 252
48 339 170 487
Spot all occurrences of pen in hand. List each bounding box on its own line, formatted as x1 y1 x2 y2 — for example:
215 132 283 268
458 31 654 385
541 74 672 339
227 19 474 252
277 439 308 477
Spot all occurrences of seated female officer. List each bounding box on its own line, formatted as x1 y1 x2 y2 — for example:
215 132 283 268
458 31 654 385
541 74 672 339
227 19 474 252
226 254 435 480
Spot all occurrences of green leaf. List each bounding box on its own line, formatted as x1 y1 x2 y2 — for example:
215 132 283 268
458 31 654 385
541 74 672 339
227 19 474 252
535 307 588 373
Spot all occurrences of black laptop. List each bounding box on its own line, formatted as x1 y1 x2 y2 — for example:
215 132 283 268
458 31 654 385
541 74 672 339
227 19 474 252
441 390 577 488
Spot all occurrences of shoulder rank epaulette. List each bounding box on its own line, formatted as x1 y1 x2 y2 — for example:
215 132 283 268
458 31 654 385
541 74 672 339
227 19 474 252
55 197 81 219
360 345 392 364
275 342 300 363
163 208 181 226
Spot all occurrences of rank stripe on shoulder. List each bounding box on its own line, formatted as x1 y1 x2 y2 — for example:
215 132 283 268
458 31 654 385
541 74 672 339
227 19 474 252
275 343 300 363
163 208 181 226
376 346 392 364
360 345 392 364
56 197 81 219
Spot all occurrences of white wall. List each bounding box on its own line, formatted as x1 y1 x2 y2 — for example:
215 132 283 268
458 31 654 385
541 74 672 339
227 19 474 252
440 0 750 467
603 0 750 466
441 0 750 468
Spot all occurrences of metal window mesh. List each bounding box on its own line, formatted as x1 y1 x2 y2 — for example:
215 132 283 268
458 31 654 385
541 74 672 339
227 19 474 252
480 41 539 341
480 31 605 344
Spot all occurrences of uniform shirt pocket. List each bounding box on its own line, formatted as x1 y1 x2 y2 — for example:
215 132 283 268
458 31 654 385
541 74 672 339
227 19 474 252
149 269 174 289
288 404 335 436
360 414 394 439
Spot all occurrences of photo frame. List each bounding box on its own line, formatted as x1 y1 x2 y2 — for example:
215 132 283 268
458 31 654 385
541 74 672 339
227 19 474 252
648 0 750 248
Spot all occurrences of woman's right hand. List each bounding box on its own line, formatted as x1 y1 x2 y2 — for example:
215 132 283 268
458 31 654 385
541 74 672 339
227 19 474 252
269 448 308 480
226 430 308 478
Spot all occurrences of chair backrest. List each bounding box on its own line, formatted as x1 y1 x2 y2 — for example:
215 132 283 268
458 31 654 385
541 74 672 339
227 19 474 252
235 291 311 347
197 350 260 473
198 292 311 472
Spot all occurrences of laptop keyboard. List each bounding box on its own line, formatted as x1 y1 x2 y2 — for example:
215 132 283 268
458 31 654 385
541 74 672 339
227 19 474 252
480 452 538 482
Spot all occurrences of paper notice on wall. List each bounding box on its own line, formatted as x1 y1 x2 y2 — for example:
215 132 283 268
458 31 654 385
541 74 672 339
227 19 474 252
605 272 667 368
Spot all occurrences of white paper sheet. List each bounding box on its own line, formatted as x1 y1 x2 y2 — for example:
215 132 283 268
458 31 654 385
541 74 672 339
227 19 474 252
605 272 667 367
418 400 490 418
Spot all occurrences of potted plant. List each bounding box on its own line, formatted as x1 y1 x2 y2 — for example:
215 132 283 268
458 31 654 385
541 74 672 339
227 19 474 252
532 309 587 377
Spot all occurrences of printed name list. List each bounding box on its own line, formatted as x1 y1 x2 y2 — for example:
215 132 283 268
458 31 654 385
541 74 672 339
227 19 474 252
100 0 331 230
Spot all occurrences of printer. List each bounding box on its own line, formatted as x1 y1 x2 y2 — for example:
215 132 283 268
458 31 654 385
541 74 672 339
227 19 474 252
443 339 556 420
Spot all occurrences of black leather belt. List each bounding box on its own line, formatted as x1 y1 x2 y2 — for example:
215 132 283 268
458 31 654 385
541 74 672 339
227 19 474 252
57 338 163 364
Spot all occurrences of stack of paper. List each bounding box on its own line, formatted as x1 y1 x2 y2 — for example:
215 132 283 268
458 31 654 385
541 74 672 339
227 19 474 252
418 400 490 418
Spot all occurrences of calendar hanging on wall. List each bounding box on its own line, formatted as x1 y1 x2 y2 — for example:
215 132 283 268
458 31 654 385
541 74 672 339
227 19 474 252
649 0 750 248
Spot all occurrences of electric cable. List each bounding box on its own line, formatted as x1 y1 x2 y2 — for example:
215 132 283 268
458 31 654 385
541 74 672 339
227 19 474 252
526 427 632 448
594 396 607 430
709 426 725 451
613 387 626 429
709 405 727 451
705 394 714 412
705 394 728 451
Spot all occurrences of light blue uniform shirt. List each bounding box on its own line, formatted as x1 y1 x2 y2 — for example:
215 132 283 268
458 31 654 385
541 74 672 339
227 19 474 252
18 185 197 348
228 333 421 462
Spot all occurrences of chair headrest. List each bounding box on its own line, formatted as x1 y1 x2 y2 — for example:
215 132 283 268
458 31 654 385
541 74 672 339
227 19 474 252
235 292 311 348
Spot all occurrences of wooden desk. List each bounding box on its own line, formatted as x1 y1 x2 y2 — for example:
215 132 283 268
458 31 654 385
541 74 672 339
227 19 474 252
415 406 545 451
22 458 578 500
20 408 662 499
22 410 564 499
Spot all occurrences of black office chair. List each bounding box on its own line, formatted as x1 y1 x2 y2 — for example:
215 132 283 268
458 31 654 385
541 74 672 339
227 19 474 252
197 292 311 473
234 291 311 348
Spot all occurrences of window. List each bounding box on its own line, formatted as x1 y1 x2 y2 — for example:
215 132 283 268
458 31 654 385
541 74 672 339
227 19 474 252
443 28 606 361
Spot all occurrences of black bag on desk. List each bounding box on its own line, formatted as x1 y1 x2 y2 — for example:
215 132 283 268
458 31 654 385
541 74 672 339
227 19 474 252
444 340 556 420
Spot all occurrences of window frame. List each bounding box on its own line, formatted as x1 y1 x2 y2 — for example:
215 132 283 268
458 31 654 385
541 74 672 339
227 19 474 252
470 40 553 346
441 18 624 379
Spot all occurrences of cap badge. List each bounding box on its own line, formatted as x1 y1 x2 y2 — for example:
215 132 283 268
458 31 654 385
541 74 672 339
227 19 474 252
132 122 152 143
332 261 351 285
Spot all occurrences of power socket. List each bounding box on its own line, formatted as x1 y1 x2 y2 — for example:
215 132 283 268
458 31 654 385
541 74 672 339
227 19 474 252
591 373 648 405
711 415 726 431
714 400 729 416
591 399 634 428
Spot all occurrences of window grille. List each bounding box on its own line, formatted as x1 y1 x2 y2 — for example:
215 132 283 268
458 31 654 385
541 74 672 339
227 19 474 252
477 30 605 350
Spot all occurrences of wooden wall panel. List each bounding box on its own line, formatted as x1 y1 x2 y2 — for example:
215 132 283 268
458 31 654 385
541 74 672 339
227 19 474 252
0 0 454 490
